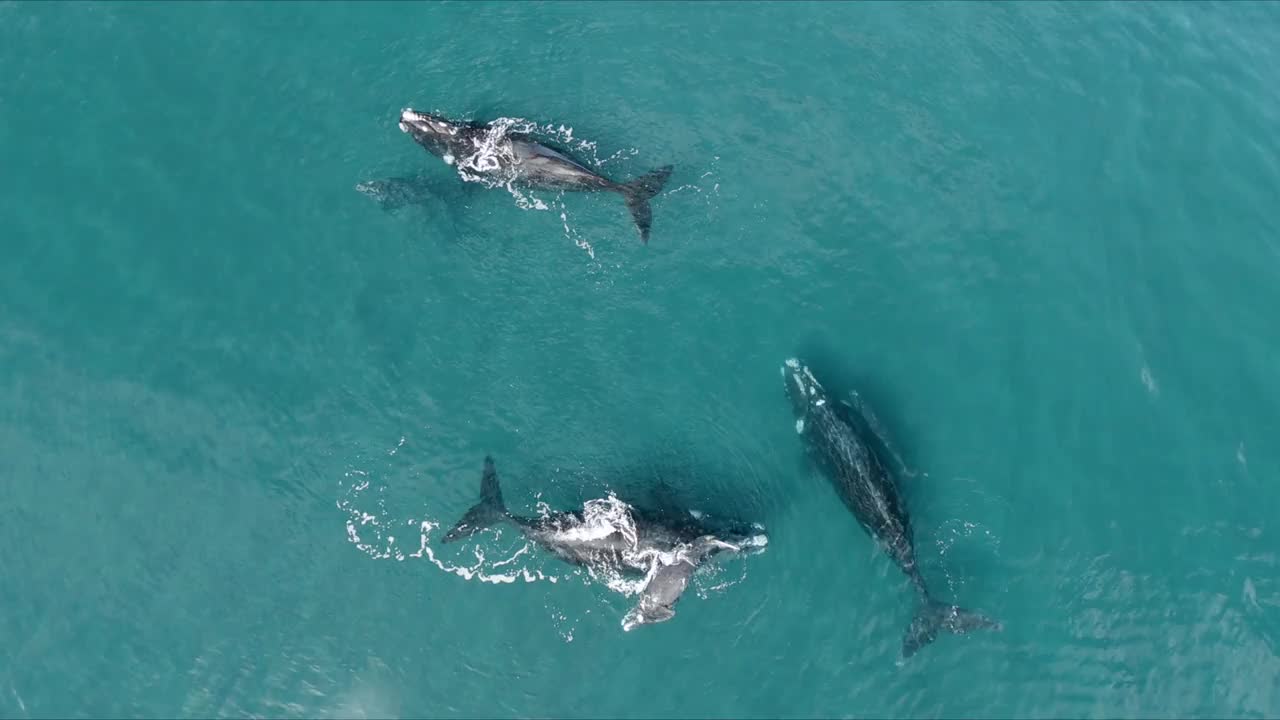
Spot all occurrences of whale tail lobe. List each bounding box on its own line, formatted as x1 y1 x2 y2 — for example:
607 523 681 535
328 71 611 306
902 599 1001 659
442 456 509 543
620 165 673 244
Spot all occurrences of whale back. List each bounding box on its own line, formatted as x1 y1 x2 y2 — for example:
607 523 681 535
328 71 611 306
815 405 918 573
506 138 613 190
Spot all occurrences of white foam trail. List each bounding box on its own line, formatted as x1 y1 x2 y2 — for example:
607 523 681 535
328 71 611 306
490 543 531 568
561 208 595 259
338 478 558 586
338 469 762 621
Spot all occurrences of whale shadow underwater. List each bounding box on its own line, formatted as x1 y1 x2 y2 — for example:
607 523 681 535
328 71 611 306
355 175 452 213
781 358 1001 660
441 457 769 631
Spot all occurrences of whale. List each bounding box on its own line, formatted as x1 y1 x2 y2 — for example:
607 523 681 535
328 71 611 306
442 457 768 630
355 176 442 212
398 109 673 243
781 358 1000 658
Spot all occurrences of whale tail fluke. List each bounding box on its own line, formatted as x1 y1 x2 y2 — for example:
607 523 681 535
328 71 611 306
620 165 673 244
442 456 509 543
902 599 1001 659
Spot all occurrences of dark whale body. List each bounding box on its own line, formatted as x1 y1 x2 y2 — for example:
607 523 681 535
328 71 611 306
398 109 672 243
443 457 767 630
782 358 1001 658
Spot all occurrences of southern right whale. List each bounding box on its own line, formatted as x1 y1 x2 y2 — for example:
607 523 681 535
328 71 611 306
782 358 1000 658
442 456 768 631
398 109 673 243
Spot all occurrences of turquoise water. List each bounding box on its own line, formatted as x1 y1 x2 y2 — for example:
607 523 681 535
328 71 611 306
3 1 1280 717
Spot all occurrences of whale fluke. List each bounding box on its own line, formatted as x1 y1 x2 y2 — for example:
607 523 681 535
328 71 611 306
442 456 509 543
903 599 1002 659
619 165 673 244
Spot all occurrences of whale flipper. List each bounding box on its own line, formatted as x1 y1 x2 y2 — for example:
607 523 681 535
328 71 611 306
442 457 509 543
622 558 697 631
619 165 673 244
902 600 1002 659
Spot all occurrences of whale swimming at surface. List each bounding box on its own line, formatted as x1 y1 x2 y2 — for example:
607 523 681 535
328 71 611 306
781 358 1001 658
442 456 768 630
398 108 673 243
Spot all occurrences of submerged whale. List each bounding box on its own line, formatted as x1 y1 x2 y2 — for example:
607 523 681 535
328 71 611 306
443 457 768 630
398 109 673 243
355 176 442 212
781 358 1001 658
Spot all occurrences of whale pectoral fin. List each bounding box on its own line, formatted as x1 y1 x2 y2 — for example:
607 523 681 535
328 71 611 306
621 560 696 631
835 396 920 479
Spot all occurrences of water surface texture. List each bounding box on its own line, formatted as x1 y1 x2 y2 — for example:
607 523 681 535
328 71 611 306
3 2 1280 718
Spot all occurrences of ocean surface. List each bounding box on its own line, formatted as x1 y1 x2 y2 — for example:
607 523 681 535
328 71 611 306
3 2 1280 718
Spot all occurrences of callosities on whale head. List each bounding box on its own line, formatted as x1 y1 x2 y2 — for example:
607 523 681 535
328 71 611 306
399 108 462 159
782 356 825 426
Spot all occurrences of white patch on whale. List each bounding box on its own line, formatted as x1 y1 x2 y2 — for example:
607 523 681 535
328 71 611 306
791 372 806 396
795 418 805 434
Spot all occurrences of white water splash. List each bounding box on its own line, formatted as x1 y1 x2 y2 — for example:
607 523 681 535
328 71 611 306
337 459 764 633
338 468 558 585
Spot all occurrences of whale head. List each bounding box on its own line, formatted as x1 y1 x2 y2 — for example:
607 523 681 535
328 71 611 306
399 108 465 158
782 357 827 422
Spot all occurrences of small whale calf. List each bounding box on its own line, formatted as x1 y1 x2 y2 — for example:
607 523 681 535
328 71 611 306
443 457 768 630
354 176 442 212
398 109 673 243
782 358 1001 658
